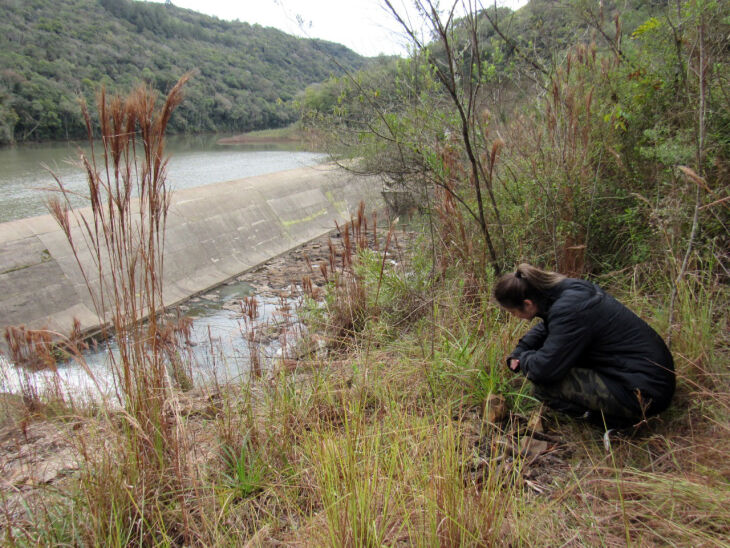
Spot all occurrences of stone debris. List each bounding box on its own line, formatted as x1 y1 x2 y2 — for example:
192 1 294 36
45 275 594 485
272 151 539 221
519 436 550 459
467 403 573 496
0 421 81 489
527 408 544 433
221 301 242 312
483 393 508 424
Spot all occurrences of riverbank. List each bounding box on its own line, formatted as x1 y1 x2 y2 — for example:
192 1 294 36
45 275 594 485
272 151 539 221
0 218 409 527
0 228 341 489
217 126 323 147
0 163 383 345
1 218 727 545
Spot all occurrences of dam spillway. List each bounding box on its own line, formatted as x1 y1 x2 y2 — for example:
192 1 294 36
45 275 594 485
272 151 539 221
0 163 383 346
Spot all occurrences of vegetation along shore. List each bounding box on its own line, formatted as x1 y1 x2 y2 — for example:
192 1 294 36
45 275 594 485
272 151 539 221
1 0 728 545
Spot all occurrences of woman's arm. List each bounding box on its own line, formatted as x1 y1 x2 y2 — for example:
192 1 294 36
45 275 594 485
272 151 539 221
518 309 592 384
507 322 548 372
511 322 548 358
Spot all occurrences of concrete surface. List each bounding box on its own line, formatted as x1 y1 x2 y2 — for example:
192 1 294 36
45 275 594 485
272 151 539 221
0 163 383 346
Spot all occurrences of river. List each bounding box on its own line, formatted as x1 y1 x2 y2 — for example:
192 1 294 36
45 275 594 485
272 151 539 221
0 134 325 398
0 134 328 223
0 278 303 403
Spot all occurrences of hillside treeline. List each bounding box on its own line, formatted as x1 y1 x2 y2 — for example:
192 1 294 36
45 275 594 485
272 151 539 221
0 0 367 144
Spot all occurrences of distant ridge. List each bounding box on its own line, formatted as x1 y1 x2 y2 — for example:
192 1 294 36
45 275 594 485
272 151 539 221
0 0 368 143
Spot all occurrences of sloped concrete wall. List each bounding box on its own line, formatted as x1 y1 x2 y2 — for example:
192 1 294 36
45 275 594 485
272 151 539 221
0 163 383 342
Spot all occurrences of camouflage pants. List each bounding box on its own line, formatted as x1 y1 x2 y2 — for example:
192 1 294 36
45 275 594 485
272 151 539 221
532 368 640 427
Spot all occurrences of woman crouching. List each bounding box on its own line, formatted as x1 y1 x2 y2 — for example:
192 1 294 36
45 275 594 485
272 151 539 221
494 264 675 428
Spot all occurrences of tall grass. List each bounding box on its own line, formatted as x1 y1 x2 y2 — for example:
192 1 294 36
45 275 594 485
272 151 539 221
2 211 727 545
33 75 204 545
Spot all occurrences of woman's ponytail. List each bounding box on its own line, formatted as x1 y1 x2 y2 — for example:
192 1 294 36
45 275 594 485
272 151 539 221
515 264 565 291
494 263 566 309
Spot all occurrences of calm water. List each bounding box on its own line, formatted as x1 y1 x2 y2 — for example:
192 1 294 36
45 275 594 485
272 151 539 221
0 134 328 222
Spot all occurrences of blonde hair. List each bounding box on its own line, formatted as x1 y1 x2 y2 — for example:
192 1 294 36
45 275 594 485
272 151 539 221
493 263 566 309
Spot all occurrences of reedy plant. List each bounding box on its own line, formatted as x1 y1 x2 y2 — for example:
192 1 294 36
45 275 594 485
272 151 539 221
502 42 603 273
49 75 185 460
44 74 201 544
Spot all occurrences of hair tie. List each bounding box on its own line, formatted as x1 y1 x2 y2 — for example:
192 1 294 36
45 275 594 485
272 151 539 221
515 270 522 279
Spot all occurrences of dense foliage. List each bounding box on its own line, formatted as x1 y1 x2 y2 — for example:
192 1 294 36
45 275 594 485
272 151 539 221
301 0 729 275
0 0 369 143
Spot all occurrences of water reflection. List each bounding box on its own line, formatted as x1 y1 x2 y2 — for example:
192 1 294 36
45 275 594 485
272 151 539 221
0 135 328 223
0 278 304 402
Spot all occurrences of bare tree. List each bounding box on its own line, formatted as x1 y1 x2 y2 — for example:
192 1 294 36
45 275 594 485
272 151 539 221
383 0 506 273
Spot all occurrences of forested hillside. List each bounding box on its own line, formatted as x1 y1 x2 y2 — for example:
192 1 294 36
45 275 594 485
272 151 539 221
0 0 368 144
301 0 672 128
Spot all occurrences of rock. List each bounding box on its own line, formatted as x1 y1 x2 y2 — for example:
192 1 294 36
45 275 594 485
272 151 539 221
3 467 27 487
222 302 242 312
519 437 549 458
0 393 27 428
527 409 544 433
290 334 328 360
37 463 61 484
482 393 507 424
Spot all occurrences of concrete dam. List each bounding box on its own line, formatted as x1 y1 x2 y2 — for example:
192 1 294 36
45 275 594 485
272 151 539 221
0 163 383 345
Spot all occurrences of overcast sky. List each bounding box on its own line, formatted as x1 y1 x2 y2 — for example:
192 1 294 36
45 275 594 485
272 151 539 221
144 0 529 57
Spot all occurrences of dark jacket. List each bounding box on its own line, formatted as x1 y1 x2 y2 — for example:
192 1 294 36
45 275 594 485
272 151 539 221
510 278 675 414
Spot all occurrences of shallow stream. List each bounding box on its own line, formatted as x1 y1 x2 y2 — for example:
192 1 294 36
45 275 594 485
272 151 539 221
0 276 304 402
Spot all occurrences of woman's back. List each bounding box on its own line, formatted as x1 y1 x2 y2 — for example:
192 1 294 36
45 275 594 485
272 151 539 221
532 278 675 414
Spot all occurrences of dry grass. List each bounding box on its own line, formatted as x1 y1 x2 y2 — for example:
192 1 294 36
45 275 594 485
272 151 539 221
1 273 728 546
